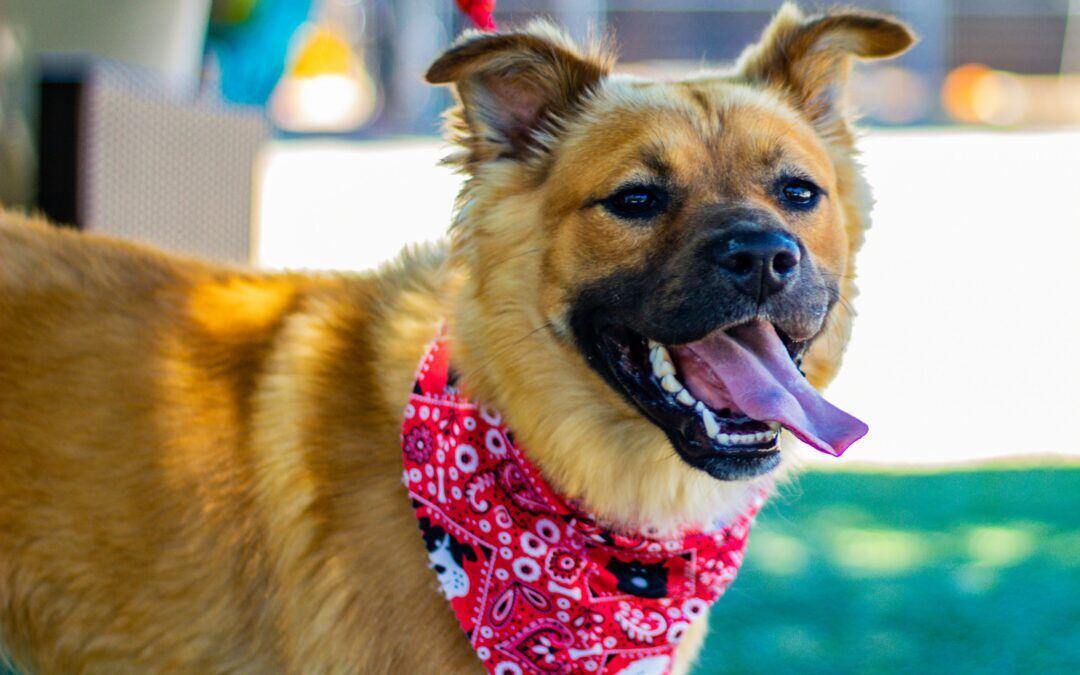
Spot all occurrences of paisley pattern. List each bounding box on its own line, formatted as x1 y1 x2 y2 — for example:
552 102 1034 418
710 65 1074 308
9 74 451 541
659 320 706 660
403 329 763 674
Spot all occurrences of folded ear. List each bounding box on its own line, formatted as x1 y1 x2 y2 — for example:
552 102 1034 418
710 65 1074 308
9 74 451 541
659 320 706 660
737 3 915 140
426 22 613 167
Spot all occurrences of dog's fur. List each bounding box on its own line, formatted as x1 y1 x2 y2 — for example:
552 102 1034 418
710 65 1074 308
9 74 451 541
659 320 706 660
0 5 912 673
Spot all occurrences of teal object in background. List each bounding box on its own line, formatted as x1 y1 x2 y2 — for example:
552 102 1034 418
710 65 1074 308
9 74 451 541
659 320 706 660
699 468 1079 674
206 0 313 106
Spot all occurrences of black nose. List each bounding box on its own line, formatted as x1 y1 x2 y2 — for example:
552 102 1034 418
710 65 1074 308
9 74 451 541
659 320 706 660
716 230 801 302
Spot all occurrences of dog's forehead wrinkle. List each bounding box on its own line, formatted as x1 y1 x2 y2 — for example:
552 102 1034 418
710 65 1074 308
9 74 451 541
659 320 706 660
640 148 673 183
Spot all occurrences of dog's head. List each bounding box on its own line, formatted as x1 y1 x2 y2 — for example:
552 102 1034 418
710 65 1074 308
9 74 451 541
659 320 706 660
429 4 913 527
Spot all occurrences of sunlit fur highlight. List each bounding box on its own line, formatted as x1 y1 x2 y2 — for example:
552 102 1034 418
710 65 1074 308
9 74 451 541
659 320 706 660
0 5 911 672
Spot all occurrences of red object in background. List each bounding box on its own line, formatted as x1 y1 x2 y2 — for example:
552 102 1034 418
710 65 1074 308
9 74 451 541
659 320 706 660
455 0 496 31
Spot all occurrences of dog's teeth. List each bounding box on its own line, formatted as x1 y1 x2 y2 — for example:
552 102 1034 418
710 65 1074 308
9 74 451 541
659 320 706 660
767 421 781 431
653 358 674 378
727 432 759 445
701 408 719 438
675 389 696 406
660 374 681 393
716 432 731 445
647 339 661 350
649 344 676 379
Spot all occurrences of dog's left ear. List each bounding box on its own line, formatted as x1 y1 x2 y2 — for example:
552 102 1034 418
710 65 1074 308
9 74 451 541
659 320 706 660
426 22 613 166
737 3 915 140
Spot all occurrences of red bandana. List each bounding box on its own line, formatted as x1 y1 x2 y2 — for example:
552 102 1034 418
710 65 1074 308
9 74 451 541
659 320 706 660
402 330 763 675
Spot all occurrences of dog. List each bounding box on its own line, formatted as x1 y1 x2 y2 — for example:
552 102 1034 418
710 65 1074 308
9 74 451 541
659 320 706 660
0 4 912 673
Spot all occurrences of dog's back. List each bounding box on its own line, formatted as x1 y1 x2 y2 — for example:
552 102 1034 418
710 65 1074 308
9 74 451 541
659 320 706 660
0 214 476 673
0 214 297 671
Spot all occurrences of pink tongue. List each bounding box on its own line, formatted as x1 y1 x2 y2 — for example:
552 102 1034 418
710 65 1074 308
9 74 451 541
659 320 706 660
671 321 867 456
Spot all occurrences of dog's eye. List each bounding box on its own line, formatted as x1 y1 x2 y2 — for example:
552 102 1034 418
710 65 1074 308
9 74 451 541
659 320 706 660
779 178 821 209
602 185 667 220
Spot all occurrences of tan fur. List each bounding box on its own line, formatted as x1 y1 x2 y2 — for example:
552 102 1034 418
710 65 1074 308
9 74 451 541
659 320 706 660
0 6 911 673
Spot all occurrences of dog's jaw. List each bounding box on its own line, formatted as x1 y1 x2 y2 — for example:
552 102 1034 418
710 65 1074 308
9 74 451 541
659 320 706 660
449 284 774 537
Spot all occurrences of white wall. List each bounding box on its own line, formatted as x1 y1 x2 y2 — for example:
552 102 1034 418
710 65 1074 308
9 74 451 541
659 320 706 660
826 130 1080 466
255 130 1080 466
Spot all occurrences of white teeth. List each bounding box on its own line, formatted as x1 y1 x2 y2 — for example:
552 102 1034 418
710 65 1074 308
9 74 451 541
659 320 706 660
660 374 681 393
653 358 674 378
701 409 720 438
649 344 677 379
645 342 785 448
711 428 782 447
650 343 701 405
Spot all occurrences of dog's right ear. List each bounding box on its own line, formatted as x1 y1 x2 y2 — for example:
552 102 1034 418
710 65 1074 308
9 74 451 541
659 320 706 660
426 22 613 167
736 3 915 142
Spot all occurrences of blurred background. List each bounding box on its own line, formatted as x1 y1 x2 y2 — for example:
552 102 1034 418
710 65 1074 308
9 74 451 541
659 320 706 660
0 1 1077 672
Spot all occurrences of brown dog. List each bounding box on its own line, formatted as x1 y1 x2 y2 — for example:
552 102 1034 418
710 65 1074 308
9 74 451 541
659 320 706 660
0 5 912 673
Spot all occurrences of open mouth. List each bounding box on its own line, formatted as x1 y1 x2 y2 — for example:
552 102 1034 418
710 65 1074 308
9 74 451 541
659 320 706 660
590 320 868 480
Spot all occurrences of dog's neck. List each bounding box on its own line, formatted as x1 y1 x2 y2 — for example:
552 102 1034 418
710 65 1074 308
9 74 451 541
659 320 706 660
448 277 770 537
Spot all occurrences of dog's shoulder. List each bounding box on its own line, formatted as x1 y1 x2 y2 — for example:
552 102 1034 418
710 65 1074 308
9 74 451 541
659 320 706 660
258 241 453 437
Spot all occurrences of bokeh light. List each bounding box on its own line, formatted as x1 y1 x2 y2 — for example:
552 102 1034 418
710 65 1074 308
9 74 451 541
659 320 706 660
269 23 376 132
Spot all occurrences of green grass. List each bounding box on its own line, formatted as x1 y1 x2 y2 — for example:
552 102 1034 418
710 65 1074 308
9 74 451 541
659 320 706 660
698 467 1080 674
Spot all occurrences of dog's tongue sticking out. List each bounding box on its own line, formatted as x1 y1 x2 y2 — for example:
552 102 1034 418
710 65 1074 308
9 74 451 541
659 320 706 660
670 321 868 456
